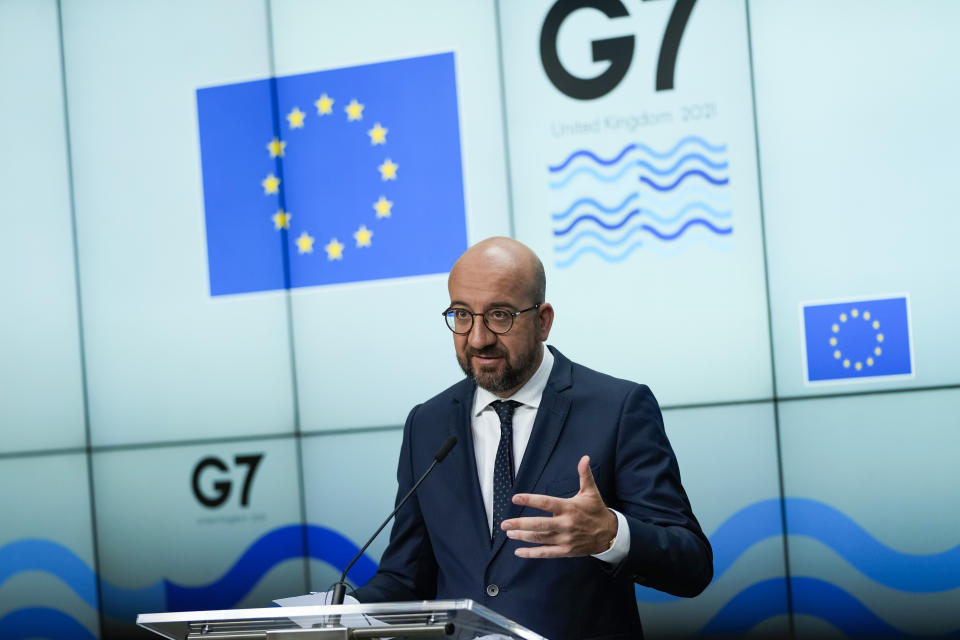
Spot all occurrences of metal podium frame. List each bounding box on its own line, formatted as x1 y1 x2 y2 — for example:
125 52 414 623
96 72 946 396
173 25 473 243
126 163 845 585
137 599 549 640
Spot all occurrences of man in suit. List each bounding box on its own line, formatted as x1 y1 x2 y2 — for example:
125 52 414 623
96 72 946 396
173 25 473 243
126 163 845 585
354 237 712 639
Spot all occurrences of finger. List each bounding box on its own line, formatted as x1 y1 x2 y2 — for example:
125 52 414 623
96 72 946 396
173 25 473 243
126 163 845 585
505 529 562 543
511 492 566 514
578 455 598 493
514 544 574 559
501 516 560 532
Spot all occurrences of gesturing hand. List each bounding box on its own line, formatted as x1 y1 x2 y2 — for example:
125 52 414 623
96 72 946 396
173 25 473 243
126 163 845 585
501 455 618 558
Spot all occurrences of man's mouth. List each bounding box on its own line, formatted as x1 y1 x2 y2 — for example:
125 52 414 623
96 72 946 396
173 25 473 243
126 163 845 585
470 351 504 366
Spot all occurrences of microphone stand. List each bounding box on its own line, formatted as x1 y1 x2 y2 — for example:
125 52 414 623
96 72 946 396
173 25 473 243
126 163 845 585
328 437 457 623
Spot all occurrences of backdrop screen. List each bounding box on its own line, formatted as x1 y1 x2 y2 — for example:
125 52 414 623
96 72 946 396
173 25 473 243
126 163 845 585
1 1 958 639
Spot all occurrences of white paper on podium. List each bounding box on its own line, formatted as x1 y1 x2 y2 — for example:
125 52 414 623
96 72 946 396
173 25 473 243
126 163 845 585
273 592 377 629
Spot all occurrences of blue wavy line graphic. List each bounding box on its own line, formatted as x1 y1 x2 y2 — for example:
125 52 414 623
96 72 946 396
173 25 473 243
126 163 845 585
0 607 97 640
549 159 639 189
639 185 731 208
553 208 642 236
550 155 729 189
554 220 731 267
640 169 729 192
0 540 99 608
551 193 638 221
699 577 960 637
555 216 732 242
635 497 960 604
637 218 731 241
0 524 377 621
555 240 645 268
165 525 377 611
644 202 731 225
7 499 960 632
698 578 790 636
549 136 727 172
554 226 647 253
786 498 960 593
554 209 733 252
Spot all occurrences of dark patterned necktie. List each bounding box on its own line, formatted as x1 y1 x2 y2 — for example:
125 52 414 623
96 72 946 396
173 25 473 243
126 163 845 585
491 400 521 541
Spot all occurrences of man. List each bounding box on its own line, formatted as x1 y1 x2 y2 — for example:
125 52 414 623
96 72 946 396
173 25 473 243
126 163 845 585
354 237 712 639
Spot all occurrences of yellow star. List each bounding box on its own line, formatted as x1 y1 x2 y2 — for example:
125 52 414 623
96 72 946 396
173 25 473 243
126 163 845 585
271 210 291 230
324 237 345 260
345 99 364 121
368 123 388 145
295 231 314 254
286 107 306 129
373 195 393 218
262 173 280 195
354 225 373 248
378 158 398 181
314 93 334 115
266 137 286 158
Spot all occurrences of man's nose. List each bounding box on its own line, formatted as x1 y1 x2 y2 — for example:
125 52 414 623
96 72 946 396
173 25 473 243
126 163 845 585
467 315 496 349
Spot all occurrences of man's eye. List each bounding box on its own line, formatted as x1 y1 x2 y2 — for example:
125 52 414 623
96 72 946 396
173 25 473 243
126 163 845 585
453 309 471 320
488 309 510 321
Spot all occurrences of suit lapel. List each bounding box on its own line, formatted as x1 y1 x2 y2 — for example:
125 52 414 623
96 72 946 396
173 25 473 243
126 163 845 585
449 380 491 551
490 347 573 559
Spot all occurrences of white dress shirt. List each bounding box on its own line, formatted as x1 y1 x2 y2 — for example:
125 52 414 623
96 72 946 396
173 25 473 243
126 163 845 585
471 346 630 564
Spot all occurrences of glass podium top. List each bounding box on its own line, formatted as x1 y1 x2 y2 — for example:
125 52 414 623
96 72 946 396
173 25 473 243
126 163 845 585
137 599 549 640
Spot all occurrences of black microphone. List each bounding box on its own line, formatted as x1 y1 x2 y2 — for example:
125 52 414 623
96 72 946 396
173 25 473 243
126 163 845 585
331 436 458 606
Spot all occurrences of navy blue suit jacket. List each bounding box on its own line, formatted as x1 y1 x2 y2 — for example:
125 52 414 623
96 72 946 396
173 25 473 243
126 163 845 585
355 347 712 640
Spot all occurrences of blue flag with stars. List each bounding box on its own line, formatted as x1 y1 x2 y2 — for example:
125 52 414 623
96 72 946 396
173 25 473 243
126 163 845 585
196 53 467 296
802 296 913 383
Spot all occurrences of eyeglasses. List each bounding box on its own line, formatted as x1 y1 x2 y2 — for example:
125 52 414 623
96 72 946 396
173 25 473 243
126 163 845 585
442 304 541 335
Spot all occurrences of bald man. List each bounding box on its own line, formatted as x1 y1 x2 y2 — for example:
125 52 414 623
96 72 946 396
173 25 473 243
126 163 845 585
354 238 712 640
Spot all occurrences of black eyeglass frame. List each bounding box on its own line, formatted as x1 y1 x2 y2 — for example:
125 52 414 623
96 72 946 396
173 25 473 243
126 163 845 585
441 303 541 335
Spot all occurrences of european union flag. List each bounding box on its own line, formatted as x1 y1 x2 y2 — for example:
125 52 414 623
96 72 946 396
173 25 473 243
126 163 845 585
802 296 913 382
196 53 467 296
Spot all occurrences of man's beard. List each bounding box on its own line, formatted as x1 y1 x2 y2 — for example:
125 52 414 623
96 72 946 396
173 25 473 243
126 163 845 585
458 343 539 394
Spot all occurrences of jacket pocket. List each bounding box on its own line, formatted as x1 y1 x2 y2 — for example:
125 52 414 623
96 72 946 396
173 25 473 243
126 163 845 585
544 463 600 498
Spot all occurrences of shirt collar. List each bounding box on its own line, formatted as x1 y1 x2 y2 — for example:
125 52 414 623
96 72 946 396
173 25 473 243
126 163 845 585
472 345 555 416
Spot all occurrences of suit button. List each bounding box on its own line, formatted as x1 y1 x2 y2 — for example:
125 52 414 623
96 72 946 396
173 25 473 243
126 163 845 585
485 584 499 597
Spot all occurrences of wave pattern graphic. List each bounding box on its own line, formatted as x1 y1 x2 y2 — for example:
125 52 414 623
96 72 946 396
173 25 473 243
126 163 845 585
549 136 727 172
0 540 99 608
786 498 960 592
549 137 731 267
637 497 960 606
0 607 98 640
549 155 728 189
555 240 645 268
701 577 960 638
166 524 377 611
640 185 731 208
554 208 642 236
0 524 377 628
6 500 960 636
552 193 637 221
640 169 728 191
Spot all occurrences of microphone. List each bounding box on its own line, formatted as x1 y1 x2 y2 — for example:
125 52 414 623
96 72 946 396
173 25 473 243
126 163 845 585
331 436 458 606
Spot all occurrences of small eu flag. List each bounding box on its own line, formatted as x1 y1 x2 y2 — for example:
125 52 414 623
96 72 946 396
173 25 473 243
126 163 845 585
802 296 913 383
196 53 467 296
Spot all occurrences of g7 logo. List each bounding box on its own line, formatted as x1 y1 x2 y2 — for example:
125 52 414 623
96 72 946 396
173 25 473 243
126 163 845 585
191 454 264 508
540 0 696 100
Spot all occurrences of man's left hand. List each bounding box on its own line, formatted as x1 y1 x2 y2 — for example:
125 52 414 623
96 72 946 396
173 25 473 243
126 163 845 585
501 455 618 558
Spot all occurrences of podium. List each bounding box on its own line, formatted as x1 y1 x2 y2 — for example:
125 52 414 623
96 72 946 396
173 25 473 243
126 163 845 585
137 599 548 639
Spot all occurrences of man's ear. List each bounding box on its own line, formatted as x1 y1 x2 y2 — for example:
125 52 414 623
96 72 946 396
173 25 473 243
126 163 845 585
537 303 555 341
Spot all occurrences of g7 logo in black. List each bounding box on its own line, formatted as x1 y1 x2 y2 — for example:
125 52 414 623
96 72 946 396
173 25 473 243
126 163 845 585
540 0 696 100
191 454 264 508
